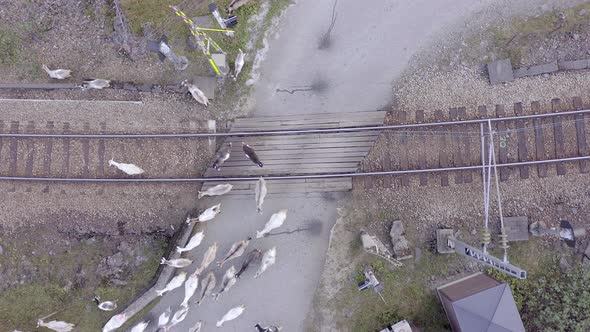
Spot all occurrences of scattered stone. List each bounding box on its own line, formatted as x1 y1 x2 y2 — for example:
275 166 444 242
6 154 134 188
559 256 571 272
0 244 3 255
107 252 124 268
572 33 580 41
390 221 412 258
578 9 588 16
109 278 129 286
471 228 477 235
414 247 422 263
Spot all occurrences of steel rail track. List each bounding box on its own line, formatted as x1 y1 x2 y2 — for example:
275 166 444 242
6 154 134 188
1 155 588 182
1 108 589 138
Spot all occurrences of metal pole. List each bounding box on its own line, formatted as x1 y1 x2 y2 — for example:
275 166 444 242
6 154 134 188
488 119 508 263
480 123 490 253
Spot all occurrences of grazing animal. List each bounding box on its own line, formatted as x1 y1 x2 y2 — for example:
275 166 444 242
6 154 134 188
130 321 149 332
157 307 171 328
213 265 237 301
189 321 203 332
187 204 221 224
234 49 245 79
256 209 288 238
82 79 110 89
176 231 205 253
160 257 192 268
255 177 267 214
42 65 71 80
242 142 264 167
212 143 232 171
166 305 189 330
155 272 187 296
36 318 75 332
218 238 251 267
196 271 217 306
255 324 282 332
226 0 252 14
216 305 245 327
194 242 218 275
254 247 277 278
198 183 233 199
181 272 199 308
235 249 262 279
93 295 117 311
102 313 127 332
181 80 209 106
108 159 144 175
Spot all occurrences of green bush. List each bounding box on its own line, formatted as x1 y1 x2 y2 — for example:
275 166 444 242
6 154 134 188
487 266 590 332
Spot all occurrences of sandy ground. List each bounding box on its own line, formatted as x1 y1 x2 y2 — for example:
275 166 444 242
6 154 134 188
144 0 496 331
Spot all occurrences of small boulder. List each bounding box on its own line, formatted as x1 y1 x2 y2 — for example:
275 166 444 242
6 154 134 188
390 220 412 258
107 252 124 268
559 256 571 272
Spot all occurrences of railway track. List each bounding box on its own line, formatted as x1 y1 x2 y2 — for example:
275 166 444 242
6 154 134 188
0 97 587 189
0 120 211 181
358 97 590 189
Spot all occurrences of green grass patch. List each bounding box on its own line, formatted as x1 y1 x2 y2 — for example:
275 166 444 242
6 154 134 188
0 29 22 65
0 239 166 331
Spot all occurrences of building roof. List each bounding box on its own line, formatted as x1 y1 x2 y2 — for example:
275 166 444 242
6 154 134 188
437 273 525 332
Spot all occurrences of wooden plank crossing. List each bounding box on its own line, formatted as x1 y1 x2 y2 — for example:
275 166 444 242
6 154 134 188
202 111 386 194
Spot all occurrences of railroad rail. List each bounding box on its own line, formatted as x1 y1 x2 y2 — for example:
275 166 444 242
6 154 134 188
0 97 587 186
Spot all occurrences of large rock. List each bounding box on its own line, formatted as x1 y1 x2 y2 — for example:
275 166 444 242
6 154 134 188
390 220 412 258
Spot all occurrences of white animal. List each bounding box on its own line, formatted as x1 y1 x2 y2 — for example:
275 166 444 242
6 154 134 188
130 321 149 332
196 271 217 306
42 65 71 79
155 272 187 296
108 159 144 175
218 238 251 267
176 231 205 253
256 209 288 238
102 313 127 332
83 78 111 89
181 272 199 307
157 307 171 328
254 247 277 278
93 295 117 311
182 80 209 106
198 183 233 199
213 265 237 301
194 242 218 275
166 305 189 330
160 257 192 268
234 49 245 79
36 318 75 332
255 177 267 214
189 321 203 332
187 204 221 224
216 305 245 327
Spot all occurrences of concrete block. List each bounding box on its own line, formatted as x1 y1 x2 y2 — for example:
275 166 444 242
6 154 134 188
192 76 217 99
211 53 229 75
504 216 530 242
558 59 589 71
436 229 455 254
514 61 558 78
487 59 514 85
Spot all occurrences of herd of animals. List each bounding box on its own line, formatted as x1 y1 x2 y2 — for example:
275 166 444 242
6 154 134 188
41 46 245 107
30 126 276 331
98 177 284 332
